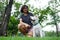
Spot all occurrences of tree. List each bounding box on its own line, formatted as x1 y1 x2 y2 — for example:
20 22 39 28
0 0 13 36
0 0 7 36
0 1 6 27
47 0 60 37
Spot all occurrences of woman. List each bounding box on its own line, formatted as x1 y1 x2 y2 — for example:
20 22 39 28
18 5 33 37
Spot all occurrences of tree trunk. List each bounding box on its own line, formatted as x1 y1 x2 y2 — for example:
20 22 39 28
54 15 59 37
0 0 13 36
55 22 59 37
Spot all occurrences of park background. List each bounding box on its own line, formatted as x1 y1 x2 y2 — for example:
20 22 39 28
0 0 60 40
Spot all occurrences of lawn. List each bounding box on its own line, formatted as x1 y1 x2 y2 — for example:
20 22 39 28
0 37 60 40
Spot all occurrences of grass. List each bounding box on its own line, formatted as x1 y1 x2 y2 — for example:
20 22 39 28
0 37 60 40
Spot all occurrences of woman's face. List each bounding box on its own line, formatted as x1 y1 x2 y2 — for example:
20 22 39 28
23 7 28 13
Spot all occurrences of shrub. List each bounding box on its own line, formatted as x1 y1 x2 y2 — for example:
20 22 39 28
7 16 19 36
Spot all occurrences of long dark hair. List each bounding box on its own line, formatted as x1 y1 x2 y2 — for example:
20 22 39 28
20 5 28 13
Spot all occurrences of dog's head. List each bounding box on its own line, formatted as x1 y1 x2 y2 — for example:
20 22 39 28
30 15 39 25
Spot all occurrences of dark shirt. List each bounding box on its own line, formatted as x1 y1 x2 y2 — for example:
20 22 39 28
20 12 33 27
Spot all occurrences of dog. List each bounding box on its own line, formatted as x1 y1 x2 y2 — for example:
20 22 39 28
30 15 45 37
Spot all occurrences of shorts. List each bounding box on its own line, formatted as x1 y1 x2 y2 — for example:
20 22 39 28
28 27 33 33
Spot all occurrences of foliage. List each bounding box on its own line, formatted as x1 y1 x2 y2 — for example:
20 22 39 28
0 0 8 24
47 0 60 25
45 32 60 37
7 16 19 36
7 0 60 36
0 0 60 36
47 0 60 36
0 2 5 22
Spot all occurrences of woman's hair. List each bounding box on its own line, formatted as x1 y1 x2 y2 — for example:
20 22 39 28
20 5 28 13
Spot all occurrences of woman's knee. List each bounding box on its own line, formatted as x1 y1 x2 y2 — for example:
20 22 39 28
18 24 22 29
18 24 25 30
27 31 33 37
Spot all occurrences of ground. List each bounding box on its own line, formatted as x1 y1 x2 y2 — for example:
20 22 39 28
0 37 60 40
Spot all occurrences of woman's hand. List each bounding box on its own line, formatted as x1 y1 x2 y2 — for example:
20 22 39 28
24 23 30 27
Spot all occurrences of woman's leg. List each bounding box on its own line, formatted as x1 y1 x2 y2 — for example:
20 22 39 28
18 24 26 31
18 24 21 30
18 24 28 35
18 23 33 36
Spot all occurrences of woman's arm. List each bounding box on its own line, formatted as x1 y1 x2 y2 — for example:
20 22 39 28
20 18 30 27
19 18 23 24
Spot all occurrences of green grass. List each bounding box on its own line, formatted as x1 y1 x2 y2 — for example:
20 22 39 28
0 37 60 40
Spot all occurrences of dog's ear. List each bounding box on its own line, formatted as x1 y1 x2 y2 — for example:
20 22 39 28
35 15 39 18
30 16 35 20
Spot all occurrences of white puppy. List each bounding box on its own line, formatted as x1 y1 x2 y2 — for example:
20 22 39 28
30 15 45 37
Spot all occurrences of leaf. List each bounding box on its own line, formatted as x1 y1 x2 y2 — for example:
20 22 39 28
24 0 29 4
15 3 22 10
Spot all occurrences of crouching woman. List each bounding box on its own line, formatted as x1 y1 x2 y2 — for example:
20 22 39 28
18 5 33 37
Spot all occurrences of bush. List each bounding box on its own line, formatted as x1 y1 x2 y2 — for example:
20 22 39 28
7 16 19 36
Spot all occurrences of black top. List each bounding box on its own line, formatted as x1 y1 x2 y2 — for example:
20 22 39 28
20 12 33 27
